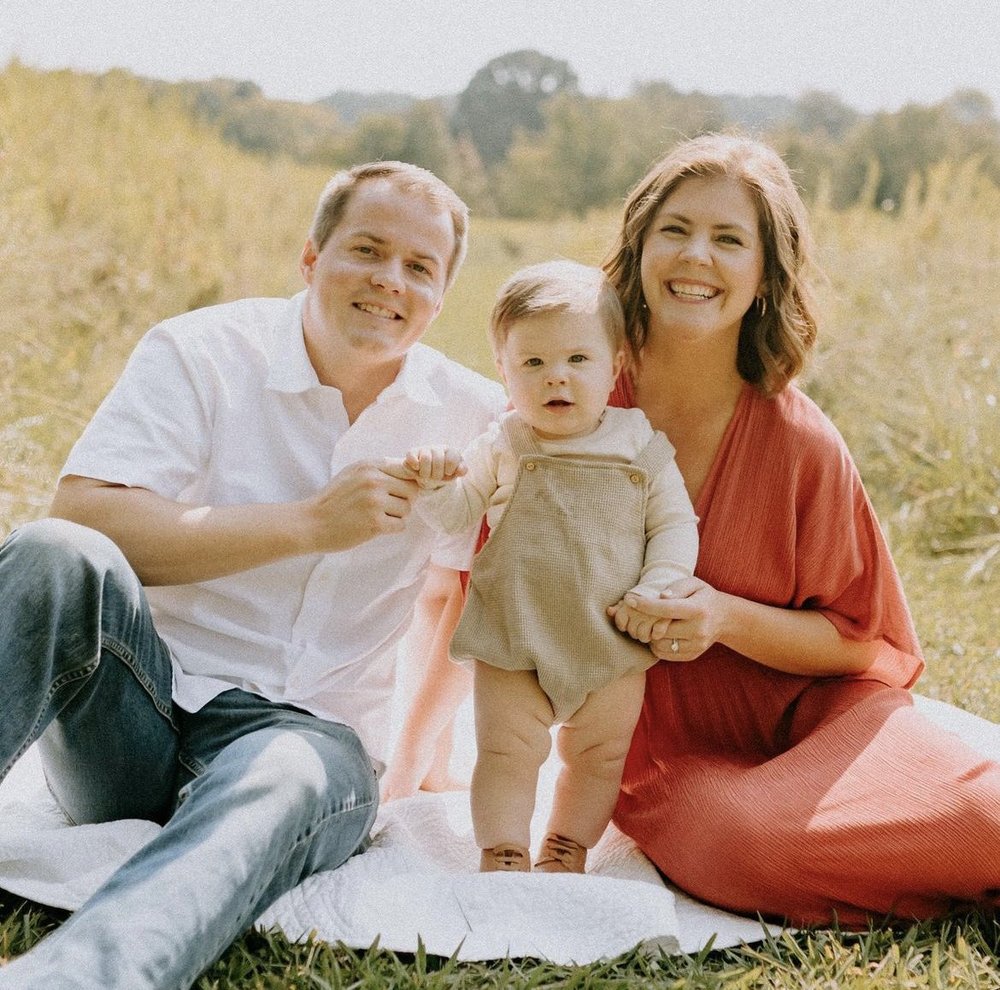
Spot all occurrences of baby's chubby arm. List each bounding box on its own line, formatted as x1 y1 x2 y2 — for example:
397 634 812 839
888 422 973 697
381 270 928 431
402 446 467 489
608 448 699 645
404 427 502 534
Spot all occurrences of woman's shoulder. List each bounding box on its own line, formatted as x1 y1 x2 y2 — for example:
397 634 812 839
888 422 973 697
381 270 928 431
745 384 858 492
751 383 849 453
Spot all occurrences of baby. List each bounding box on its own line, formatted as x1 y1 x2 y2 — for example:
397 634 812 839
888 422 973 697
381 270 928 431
406 260 698 872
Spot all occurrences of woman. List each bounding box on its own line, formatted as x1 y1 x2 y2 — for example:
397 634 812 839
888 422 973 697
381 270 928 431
604 133 1000 927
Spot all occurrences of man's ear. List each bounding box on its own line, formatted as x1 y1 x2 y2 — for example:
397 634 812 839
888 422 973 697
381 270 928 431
300 239 318 284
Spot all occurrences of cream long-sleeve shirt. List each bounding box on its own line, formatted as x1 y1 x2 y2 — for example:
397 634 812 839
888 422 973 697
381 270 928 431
415 407 699 596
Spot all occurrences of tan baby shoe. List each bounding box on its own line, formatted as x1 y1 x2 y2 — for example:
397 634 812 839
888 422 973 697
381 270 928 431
534 832 587 873
480 843 531 872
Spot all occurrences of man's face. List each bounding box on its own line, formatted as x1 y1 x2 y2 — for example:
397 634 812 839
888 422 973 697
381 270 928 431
300 179 455 376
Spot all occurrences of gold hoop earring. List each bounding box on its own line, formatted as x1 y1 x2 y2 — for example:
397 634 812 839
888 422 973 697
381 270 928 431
756 295 768 318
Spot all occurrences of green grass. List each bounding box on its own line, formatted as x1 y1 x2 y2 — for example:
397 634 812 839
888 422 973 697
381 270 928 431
1 889 998 988
1 67 998 987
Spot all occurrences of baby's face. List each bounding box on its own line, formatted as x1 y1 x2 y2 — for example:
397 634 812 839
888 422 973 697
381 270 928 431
497 310 624 440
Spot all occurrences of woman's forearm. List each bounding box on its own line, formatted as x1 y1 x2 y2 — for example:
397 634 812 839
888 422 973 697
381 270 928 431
716 592 880 677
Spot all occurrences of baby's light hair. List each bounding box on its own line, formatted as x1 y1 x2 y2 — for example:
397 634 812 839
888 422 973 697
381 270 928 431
489 260 626 359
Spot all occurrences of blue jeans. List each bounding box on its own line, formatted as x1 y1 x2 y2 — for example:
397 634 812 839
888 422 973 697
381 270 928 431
0 519 379 989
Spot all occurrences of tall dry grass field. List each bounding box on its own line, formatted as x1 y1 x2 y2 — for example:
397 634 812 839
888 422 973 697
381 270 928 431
2 64 996 720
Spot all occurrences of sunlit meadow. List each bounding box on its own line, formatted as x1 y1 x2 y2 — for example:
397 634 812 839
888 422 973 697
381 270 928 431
1 63 997 988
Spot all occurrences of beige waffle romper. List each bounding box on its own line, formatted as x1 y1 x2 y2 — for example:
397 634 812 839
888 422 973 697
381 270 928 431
446 411 688 721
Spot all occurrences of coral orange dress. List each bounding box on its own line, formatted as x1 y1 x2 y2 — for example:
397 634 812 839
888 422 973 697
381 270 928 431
611 378 1000 926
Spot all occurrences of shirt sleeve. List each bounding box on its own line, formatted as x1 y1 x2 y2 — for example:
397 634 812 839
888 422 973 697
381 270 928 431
630 456 700 597
60 322 213 498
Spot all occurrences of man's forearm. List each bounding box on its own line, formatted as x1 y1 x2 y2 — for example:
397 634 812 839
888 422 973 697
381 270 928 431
49 476 312 586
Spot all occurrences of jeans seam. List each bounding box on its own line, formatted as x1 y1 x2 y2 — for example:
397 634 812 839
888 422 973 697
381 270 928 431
101 634 177 727
243 793 379 928
1 661 99 778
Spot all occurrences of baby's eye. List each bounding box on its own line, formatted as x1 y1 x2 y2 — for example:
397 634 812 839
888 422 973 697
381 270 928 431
568 354 588 363
524 357 543 367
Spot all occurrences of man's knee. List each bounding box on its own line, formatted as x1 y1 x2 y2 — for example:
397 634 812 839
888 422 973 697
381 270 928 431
203 723 378 820
3 518 133 590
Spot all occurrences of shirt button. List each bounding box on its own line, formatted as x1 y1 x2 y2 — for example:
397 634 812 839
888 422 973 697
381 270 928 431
525 461 537 471
629 473 642 484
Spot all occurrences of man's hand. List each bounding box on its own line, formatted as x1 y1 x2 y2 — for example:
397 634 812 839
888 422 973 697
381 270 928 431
301 458 423 552
402 446 466 489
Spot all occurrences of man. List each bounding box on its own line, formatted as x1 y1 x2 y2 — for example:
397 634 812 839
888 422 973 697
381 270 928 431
0 161 504 988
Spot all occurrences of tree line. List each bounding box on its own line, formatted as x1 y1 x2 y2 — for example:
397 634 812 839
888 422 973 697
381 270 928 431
6 50 1000 218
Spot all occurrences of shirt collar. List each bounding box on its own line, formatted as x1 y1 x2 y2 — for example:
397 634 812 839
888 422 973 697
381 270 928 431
265 291 321 393
264 290 441 407
376 344 442 408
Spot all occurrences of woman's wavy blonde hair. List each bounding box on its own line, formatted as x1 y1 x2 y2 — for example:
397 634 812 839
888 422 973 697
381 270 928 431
603 133 819 396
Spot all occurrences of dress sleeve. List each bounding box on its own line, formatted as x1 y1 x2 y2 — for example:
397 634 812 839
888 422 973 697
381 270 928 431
791 419 924 688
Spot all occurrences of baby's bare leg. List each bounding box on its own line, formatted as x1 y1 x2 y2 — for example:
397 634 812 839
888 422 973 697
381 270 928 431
547 669 647 853
471 661 554 859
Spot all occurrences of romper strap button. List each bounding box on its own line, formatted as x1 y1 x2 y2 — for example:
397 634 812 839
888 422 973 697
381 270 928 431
629 472 642 484
525 461 537 471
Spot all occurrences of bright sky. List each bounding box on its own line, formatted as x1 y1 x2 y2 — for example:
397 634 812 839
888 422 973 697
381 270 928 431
2 0 999 115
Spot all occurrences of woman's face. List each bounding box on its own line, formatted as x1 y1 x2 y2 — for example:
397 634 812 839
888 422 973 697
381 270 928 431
639 174 766 350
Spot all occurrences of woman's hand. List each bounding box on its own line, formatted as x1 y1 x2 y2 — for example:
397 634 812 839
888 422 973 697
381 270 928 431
622 577 732 662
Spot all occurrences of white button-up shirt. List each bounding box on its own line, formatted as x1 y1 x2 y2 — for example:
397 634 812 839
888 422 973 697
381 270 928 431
61 292 505 765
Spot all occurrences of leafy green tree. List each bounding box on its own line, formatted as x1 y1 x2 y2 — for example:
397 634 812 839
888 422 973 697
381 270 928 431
451 49 577 166
398 100 459 180
494 94 622 217
345 113 407 165
792 90 859 140
834 93 1000 208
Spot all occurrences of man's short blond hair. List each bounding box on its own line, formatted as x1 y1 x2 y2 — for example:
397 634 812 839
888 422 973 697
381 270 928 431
489 260 626 358
308 161 469 289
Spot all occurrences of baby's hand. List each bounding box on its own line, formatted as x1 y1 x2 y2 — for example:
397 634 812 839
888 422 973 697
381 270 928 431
403 446 466 489
607 593 660 644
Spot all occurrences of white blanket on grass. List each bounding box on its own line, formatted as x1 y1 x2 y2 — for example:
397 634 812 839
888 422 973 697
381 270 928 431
0 694 997 963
